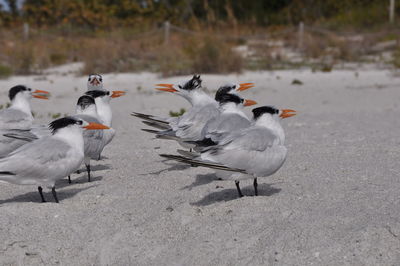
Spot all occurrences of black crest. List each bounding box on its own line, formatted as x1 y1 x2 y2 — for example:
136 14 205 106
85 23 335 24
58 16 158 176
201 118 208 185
77 95 95 109
252 106 279 119
181 74 202 91
85 90 109 98
215 92 242 105
215 85 235 97
49 117 82 134
9 85 28 101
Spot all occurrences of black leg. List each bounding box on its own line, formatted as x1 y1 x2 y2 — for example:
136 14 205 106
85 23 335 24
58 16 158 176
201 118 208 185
189 148 192 152
51 186 59 203
38 186 46 202
235 181 244 198
68 175 71 184
86 163 91 182
253 178 258 196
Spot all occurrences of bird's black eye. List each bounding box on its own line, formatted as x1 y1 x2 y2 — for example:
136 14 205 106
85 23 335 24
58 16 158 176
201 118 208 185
88 78 91 81
99 78 102 82
27 88 31 91
106 91 110 95
76 120 83 125
178 85 182 89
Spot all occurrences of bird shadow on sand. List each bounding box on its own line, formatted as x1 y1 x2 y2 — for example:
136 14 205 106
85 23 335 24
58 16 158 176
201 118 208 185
181 173 219 191
142 161 191 176
55 175 104 189
191 183 281 206
0 186 95 204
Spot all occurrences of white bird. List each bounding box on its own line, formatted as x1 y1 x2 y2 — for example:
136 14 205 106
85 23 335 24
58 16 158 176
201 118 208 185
87 74 104 91
0 116 109 203
195 84 257 146
0 85 49 157
84 89 125 127
141 83 256 148
135 77 255 147
133 75 254 131
160 106 296 198
73 95 115 183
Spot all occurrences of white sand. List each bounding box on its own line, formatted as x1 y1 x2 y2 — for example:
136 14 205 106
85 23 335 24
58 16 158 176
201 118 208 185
0 65 400 265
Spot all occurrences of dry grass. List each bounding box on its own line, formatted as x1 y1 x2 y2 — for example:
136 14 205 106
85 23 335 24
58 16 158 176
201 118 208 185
0 25 399 77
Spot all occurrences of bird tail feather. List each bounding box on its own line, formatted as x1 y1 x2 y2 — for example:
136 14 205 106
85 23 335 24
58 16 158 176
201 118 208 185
159 154 246 173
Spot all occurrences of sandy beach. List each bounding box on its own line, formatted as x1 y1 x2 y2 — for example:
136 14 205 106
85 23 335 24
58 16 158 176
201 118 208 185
0 65 400 265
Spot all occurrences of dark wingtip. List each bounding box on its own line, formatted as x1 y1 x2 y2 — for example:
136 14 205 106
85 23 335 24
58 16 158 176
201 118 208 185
0 171 15 175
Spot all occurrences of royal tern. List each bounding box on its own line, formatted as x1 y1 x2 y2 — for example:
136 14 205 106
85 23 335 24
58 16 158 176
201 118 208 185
197 84 256 145
87 74 104 91
142 84 256 147
73 95 115 183
133 75 254 132
161 106 296 197
132 74 207 129
0 116 109 203
0 85 49 157
84 89 125 127
3 95 116 183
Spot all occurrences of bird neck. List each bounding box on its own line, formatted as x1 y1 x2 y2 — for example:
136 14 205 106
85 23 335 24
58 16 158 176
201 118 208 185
10 95 33 117
87 84 104 91
190 90 215 106
256 115 285 144
94 98 112 127
54 126 84 152
220 102 248 119
76 105 98 117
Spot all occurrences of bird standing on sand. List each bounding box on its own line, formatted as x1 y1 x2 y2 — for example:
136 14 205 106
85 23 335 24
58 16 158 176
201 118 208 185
73 95 114 183
161 106 296 198
0 117 109 203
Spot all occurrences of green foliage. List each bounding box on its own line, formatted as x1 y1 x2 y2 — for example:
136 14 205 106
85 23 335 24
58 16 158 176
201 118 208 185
0 0 388 29
169 108 186 117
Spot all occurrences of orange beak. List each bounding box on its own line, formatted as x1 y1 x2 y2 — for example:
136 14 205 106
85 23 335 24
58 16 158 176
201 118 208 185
83 122 110 130
155 83 178 93
236 83 255 91
90 78 100 85
111 91 126 98
280 109 297 119
32 89 50 100
243 99 257 107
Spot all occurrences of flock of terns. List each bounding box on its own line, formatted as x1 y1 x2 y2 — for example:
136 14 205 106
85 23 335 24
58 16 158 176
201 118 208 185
0 74 296 203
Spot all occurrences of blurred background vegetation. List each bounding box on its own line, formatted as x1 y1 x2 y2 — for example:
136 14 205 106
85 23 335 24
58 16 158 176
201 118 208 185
0 0 399 76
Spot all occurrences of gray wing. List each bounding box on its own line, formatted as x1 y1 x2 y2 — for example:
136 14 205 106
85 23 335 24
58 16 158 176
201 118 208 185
201 127 287 176
0 124 51 158
214 127 278 152
0 137 79 184
174 103 220 140
1 124 51 142
0 129 33 157
0 108 33 129
204 113 251 142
